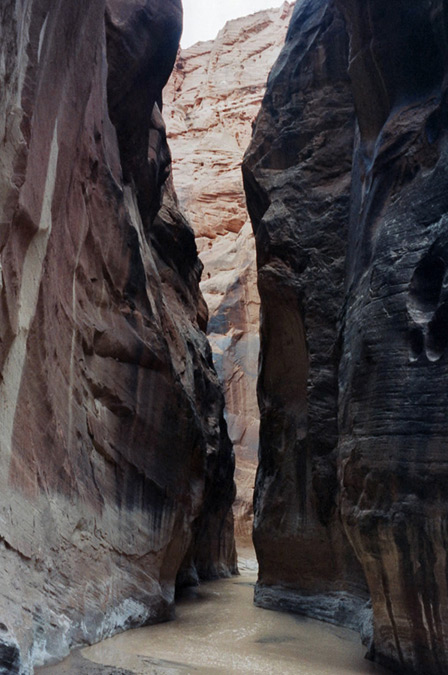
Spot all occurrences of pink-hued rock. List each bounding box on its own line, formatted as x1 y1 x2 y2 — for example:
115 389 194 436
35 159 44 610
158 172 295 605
164 2 294 543
0 1 235 671
164 2 294 243
200 221 260 543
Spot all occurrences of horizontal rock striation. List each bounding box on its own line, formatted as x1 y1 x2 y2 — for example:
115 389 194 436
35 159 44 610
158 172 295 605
164 3 294 543
164 2 294 242
0 1 235 672
244 0 448 673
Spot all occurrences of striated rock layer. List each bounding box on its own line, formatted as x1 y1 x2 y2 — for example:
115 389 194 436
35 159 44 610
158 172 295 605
0 1 235 672
244 0 448 673
164 3 294 542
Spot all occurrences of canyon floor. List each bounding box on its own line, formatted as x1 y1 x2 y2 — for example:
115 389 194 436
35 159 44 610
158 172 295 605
38 552 389 675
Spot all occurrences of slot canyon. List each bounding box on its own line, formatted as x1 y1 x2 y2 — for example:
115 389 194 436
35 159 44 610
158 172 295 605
0 1 447 674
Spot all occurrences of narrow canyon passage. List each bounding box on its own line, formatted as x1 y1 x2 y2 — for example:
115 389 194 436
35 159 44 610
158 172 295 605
39 559 388 675
2 0 448 673
162 5 296 543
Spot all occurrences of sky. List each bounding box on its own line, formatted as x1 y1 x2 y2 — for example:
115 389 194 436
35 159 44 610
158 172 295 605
181 0 286 48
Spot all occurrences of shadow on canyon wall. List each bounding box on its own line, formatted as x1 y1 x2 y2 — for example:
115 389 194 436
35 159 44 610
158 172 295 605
0 1 448 674
243 1 448 674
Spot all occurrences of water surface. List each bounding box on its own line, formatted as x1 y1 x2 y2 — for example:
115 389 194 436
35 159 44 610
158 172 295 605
80 560 387 675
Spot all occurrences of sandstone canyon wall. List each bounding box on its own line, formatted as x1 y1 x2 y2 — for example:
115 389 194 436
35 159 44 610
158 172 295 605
164 2 294 542
336 2 448 673
243 0 368 627
244 0 448 673
0 1 235 672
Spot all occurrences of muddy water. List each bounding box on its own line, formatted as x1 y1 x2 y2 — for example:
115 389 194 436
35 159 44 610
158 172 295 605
75 559 387 675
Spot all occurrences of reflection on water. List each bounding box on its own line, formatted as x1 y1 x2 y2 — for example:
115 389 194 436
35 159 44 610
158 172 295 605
82 559 388 675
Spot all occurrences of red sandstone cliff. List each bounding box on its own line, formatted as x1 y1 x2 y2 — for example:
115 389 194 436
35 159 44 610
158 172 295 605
164 2 294 544
0 1 235 671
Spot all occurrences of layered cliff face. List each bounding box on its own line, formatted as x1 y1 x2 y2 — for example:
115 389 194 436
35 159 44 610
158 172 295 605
244 0 448 673
164 2 294 542
0 1 235 672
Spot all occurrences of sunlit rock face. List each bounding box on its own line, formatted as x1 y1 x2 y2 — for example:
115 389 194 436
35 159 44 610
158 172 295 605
244 0 448 673
0 1 235 671
164 2 294 543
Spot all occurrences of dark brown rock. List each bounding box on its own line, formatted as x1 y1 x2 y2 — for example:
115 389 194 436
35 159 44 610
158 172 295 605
335 1 448 673
244 0 448 673
0 0 235 671
243 0 368 629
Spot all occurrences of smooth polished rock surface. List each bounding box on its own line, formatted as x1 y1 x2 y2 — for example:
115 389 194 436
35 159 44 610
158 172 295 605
164 3 294 541
244 0 448 673
335 1 448 673
243 0 368 631
0 1 235 672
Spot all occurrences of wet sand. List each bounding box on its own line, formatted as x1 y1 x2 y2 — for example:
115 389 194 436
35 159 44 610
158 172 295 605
41 557 388 675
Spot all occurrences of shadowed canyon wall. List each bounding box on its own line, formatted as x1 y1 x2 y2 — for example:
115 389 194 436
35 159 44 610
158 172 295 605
0 1 235 672
243 0 368 628
244 0 448 673
163 2 294 543
337 1 448 673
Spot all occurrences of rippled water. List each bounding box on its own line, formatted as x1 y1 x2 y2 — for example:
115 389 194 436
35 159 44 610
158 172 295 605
79 558 388 675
